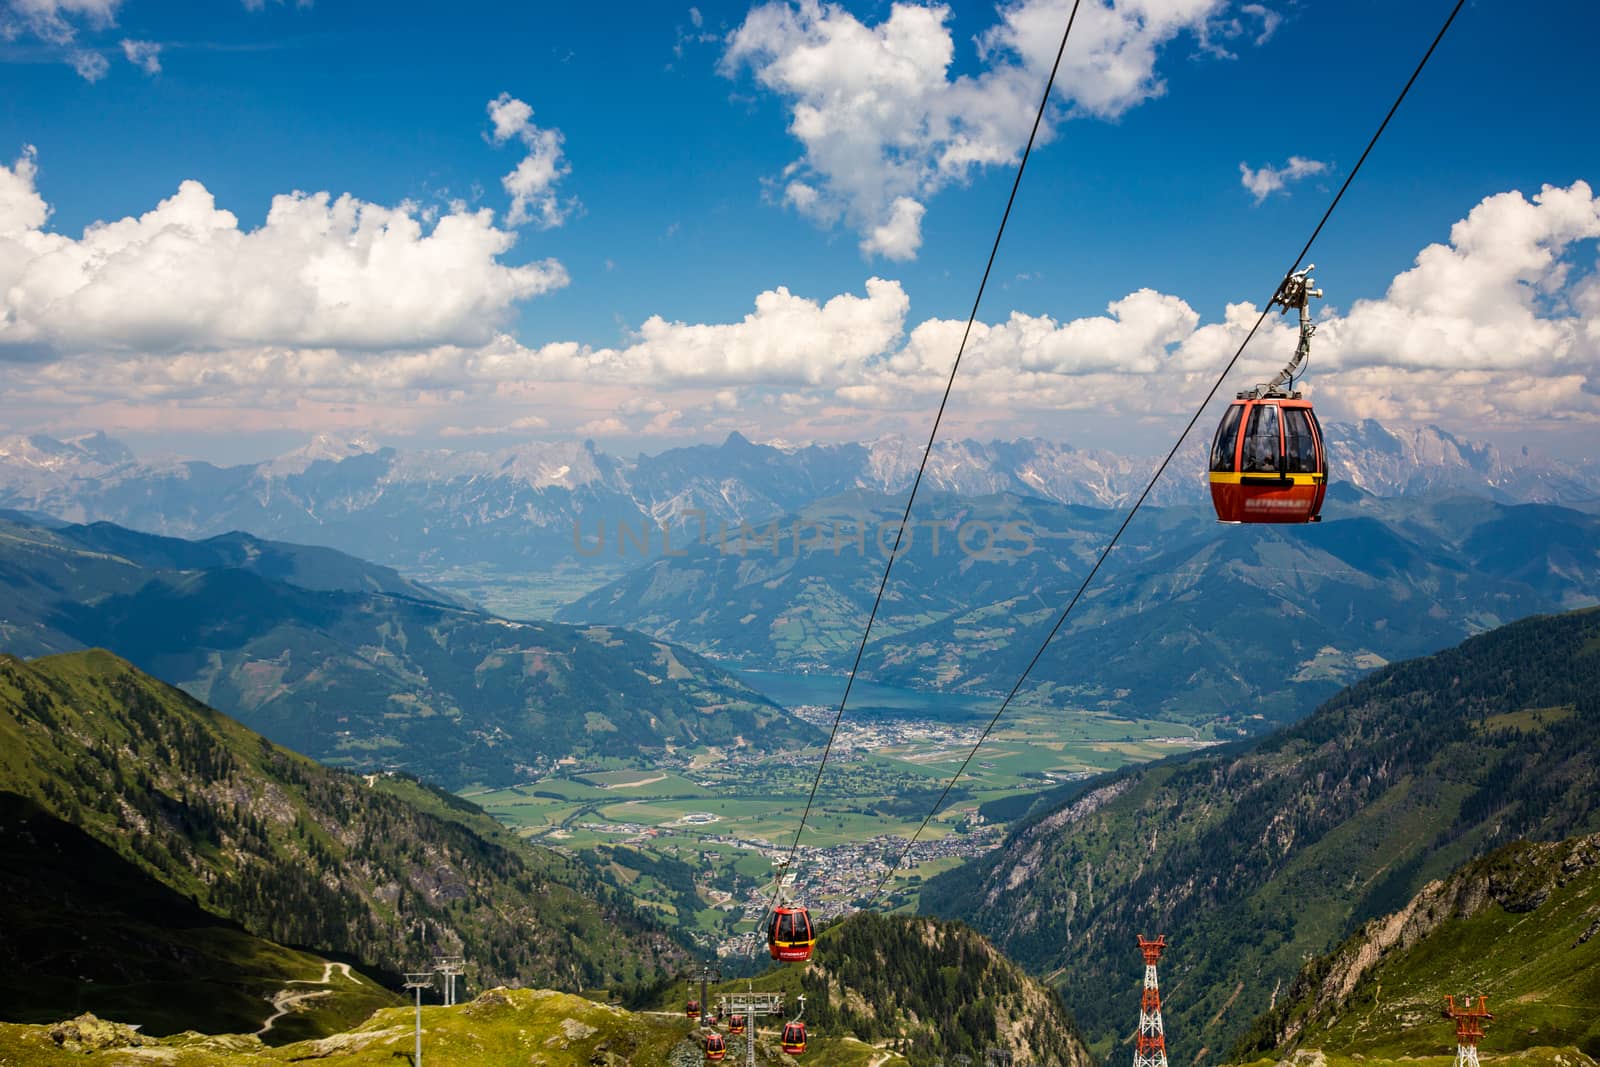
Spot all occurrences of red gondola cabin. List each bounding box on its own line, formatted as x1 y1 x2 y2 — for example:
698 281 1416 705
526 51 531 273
704 1032 727 1062
781 1021 808 1055
729 1014 747 1034
768 906 816 962
1208 396 1327 524
686 999 701 1019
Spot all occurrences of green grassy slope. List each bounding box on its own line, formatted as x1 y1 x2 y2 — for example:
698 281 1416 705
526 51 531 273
1231 833 1600 1065
0 986 913 1066
0 650 687 1004
921 607 1600 1064
0 791 397 1041
0 988 699 1066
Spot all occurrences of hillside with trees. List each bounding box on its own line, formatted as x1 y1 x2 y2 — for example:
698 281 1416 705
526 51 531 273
1234 832 1600 1065
737 913 1094 1067
0 650 687 1029
921 608 1600 1064
0 791 399 1040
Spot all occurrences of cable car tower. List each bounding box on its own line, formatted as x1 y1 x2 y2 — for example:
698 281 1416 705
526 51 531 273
716 981 787 1067
402 972 434 1067
1132 936 1169 1067
684 961 721 1022
1443 995 1493 1067
433 955 464 1007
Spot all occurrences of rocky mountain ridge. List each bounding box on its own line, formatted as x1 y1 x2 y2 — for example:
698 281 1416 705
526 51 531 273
2 422 1593 572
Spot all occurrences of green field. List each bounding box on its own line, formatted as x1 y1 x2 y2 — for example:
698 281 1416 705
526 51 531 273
469 700 1219 945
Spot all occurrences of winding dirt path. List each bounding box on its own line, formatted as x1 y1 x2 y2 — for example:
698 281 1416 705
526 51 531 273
856 1037 897 1067
256 962 357 1035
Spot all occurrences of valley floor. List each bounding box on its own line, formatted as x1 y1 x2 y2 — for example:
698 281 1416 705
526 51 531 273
469 700 1219 950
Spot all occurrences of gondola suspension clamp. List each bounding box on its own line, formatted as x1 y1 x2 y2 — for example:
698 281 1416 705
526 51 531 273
1243 265 1323 399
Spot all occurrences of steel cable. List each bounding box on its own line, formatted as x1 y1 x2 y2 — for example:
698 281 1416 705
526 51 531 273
753 0 1089 948
861 0 1468 911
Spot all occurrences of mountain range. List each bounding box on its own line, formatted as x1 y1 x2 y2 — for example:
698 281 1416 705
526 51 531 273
918 606 1600 1064
0 516 806 787
560 489 1600 728
2 423 1595 579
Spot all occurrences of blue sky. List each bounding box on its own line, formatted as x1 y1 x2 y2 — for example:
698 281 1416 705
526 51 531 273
1 0 1597 462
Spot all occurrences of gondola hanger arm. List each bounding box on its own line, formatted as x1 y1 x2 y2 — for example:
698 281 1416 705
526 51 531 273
1243 265 1323 399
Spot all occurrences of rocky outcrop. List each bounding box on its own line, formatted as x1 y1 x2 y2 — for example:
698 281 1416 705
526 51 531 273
1267 833 1600 1049
47 1014 146 1052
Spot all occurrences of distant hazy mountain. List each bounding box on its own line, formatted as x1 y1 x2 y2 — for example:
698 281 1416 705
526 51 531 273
18 517 466 610
559 490 1600 727
0 516 806 787
1 422 1593 574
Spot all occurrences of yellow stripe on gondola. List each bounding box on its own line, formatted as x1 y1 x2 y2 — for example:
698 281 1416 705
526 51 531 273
1207 472 1324 486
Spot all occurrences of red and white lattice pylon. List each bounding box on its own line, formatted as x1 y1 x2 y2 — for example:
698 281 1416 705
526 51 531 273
1443 995 1492 1067
1133 936 1169 1067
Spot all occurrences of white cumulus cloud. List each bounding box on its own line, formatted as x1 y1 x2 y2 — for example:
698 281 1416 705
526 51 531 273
861 196 926 261
576 416 628 436
1321 181 1600 385
0 145 46 234
486 92 576 229
439 414 550 437
4 182 1597 443
0 148 568 356
723 0 1238 260
500 276 911 388
866 182 1600 427
1239 155 1327 203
